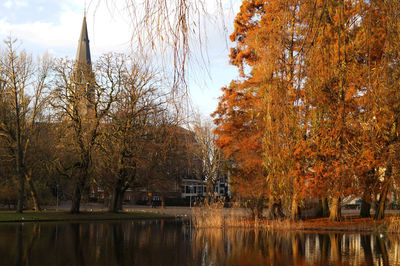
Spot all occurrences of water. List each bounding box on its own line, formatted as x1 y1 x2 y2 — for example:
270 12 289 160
1 220 399 266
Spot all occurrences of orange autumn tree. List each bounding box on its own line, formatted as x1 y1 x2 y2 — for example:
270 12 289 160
213 81 267 219
298 0 372 221
360 0 400 220
350 0 387 218
226 0 310 220
252 1 309 220
215 0 400 221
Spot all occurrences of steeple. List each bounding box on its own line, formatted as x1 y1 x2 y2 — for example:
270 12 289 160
72 14 94 119
75 15 91 66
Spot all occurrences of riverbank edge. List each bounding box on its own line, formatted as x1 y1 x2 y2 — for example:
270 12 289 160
215 216 400 234
0 211 175 223
191 211 400 234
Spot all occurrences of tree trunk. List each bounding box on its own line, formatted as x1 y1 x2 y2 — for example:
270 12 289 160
291 195 301 221
26 172 41 212
278 199 285 218
161 194 165 209
16 148 25 213
117 192 124 211
109 187 121 213
249 197 264 219
317 198 330 218
71 184 82 213
16 170 25 213
374 186 388 220
375 165 392 220
322 198 330 217
267 196 275 219
360 194 371 218
329 196 341 221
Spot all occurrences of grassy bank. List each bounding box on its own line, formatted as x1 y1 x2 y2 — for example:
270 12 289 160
191 205 400 233
0 210 173 223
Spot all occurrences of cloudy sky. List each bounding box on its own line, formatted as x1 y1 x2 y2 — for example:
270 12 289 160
0 0 240 117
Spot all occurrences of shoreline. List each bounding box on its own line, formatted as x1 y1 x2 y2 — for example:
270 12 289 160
1 208 399 234
0 210 175 223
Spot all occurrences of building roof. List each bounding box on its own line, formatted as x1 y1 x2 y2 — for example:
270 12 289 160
75 16 92 66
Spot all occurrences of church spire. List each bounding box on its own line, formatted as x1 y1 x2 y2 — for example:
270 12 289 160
75 15 91 66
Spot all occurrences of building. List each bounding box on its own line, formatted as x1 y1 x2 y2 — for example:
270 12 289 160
72 14 95 119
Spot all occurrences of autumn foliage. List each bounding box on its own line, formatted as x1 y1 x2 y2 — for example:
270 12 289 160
213 0 400 221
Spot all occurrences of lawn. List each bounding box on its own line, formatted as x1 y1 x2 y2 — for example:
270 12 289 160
0 210 172 222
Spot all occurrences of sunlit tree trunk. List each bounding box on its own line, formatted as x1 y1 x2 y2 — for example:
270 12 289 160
25 171 41 212
291 192 301 221
375 165 392 220
329 196 341 221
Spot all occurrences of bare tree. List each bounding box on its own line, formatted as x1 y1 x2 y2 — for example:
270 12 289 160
191 116 222 199
95 56 166 212
51 53 121 213
0 38 51 213
141 111 188 208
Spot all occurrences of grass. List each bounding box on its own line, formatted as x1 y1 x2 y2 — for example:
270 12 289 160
0 210 172 223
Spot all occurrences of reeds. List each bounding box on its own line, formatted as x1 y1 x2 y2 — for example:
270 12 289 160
191 200 226 228
191 200 300 230
387 216 400 233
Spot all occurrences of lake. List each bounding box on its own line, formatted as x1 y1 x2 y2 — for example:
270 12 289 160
0 219 399 265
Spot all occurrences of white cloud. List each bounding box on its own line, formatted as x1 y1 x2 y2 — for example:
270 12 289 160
0 2 132 56
3 0 28 9
0 0 240 116
15 0 29 8
3 0 12 8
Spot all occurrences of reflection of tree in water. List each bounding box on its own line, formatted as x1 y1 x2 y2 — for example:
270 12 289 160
3 222 400 265
191 230 399 266
375 235 389 266
329 233 342 263
71 223 85 266
318 234 331 264
112 223 124 266
191 230 310 266
16 224 23 266
360 234 373 265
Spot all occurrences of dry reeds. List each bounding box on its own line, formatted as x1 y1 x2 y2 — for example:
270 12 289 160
387 216 400 233
191 200 300 230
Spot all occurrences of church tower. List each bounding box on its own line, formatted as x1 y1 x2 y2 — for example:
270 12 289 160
72 14 95 118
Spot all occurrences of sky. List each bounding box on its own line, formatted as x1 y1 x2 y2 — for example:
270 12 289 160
0 0 240 117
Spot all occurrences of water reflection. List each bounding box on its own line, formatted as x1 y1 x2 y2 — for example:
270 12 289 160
0 220 399 265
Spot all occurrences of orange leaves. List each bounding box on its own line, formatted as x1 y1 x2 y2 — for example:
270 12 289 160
214 0 400 210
